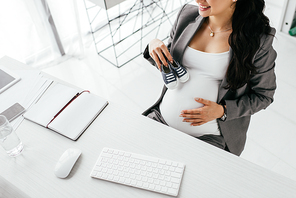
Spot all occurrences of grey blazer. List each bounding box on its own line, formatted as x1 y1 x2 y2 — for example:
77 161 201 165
143 4 277 156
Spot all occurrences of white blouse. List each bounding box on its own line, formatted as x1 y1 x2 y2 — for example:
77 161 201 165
160 46 230 137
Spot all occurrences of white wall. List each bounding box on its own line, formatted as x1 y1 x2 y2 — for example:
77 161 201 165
265 0 285 7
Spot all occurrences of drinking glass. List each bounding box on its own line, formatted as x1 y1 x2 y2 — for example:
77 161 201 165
0 115 23 157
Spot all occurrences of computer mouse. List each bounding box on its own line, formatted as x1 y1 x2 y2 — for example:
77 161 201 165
54 148 82 179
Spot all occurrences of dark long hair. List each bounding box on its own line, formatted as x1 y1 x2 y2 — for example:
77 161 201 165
226 0 273 90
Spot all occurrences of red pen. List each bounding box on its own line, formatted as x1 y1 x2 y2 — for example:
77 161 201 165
46 91 89 128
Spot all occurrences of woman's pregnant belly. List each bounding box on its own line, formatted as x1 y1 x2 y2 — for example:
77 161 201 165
160 73 221 137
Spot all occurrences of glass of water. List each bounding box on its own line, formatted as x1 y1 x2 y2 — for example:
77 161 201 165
0 115 24 157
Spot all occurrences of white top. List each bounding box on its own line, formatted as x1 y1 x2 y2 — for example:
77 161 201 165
160 46 230 137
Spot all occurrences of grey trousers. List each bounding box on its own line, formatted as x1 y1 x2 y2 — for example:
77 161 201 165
147 106 226 150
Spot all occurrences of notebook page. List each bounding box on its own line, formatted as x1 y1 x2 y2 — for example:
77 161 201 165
49 92 108 140
24 83 78 127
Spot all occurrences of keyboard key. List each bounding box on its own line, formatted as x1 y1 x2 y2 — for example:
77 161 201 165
102 173 108 179
112 155 118 159
154 179 160 185
140 161 146 166
148 178 153 184
101 153 112 158
113 170 119 176
161 186 168 193
131 180 137 186
147 167 153 172
149 184 155 190
143 183 149 189
130 174 136 180
166 161 172 166
141 166 147 171
171 177 180 184
155 185 161 191
96 172 103 178
108 149 113 154
171 172 182 179
165 171 170 176
140 171 146 176
90 148 185 196
172 183 179 189
159 159 166 165
135 170 140 175
91 171 97 177
168 188 178 195
175 167 183 173
136 181 143 187
108 175 114 180
165 176 171 182
169 166 175 172
136 175 142 181
125 178 131 184
147 172 152 178
119 177 125 183
178 163 184 168
166 182 172 188
142 177 148 182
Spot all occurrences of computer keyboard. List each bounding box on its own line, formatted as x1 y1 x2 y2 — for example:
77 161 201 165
90 148 185 196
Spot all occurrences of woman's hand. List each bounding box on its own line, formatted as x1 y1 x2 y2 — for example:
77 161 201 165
148 39 173 70
180 98 225 126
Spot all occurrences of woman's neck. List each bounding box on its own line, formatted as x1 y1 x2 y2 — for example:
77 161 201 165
207 16 232 32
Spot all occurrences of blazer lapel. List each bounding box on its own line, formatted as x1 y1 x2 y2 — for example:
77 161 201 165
218 78 229 103
173 15 205 62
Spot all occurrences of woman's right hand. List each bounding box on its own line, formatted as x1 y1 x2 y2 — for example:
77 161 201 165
148 39 173 71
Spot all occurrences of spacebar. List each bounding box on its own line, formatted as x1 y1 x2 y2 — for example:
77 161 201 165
131 153 159 163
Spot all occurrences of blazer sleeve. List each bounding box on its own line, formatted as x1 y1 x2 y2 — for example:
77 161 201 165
143 4 187 68
224 29 277 121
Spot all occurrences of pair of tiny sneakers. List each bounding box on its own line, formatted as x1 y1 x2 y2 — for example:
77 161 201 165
161 59 189 89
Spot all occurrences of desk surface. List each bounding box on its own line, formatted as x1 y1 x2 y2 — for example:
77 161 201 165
1 56 296 198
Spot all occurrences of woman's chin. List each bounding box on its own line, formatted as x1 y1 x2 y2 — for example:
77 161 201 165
199 12 209 18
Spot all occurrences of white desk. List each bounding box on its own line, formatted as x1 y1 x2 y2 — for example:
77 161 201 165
1 56 296 197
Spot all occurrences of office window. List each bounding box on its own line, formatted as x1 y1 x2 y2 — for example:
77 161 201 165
0 0 89 67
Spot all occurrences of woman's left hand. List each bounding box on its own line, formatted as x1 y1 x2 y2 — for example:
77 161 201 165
180 98 224 126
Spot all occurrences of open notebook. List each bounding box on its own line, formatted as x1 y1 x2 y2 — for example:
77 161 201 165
24 83 108 140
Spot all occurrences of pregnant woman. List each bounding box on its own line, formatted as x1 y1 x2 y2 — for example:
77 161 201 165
143 0 277 156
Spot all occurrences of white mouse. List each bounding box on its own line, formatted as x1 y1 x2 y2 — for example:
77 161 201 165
54 148 82 178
